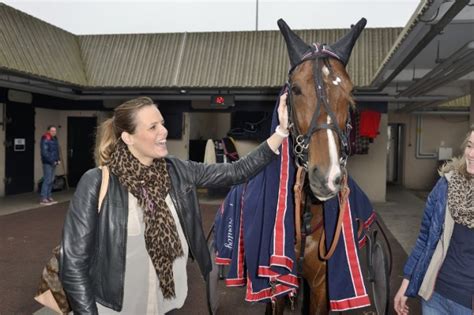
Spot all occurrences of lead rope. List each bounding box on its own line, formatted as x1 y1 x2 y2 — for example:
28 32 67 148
318 174 350 260
294 167 306 253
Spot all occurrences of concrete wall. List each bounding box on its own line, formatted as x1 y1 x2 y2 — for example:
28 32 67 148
0 103 4 196
167 112 190 160
189 112 231 140
389 112 469 190
347 114 388 203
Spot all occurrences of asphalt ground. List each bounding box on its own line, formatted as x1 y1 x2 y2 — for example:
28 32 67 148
0 202 420 315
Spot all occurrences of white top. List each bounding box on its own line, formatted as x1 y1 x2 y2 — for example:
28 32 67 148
96 193 189 314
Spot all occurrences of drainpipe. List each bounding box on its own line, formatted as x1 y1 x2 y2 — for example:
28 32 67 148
357 0 470 93
415 114 437 159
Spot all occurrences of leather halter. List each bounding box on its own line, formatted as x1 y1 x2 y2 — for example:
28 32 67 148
285 44 351 171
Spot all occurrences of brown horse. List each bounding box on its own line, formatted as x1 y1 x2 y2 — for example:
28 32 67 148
265 18 367 315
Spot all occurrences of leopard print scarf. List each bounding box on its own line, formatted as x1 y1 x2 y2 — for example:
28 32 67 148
108 140 183 299
448 171 474 228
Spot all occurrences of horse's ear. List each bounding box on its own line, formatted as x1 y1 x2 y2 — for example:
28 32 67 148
328 18 367 66
277 19 311 69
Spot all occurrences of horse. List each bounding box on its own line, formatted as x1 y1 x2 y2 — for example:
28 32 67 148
210 17 374 315
264 18 368 315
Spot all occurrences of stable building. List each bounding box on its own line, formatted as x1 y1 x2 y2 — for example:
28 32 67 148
0 1 473 202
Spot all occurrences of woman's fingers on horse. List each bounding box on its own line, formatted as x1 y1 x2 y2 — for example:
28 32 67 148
279 93 288 108
278 93 289 129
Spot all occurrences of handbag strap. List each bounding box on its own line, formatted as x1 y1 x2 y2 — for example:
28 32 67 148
98 166 110 213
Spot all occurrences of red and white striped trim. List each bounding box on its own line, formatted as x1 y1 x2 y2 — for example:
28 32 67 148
329 294 371 311
364 211 376 229
257 266 299 288
358 211 376 248
342 200 367 297
225 278 246 287
269 255 294 271
329 197 370 311
271 138 292 271
215 257 231 265
245 277 296 302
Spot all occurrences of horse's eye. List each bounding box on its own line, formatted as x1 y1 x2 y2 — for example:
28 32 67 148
291 85 302 95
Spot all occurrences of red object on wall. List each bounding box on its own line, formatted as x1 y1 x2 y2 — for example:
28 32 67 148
359 110 381 139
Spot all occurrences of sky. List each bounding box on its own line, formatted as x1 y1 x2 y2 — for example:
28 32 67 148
3 0 421 35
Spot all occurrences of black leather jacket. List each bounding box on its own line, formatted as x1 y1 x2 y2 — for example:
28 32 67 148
59 142 276 314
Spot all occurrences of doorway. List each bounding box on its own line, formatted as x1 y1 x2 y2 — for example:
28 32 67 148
4 102 35 195
386 124 404 184
67 117 97 187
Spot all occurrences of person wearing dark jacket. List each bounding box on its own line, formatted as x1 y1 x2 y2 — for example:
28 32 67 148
40 125 60 205
394 127 474 315
60 95 289 314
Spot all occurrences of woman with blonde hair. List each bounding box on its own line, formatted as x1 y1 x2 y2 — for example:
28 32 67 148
60 94 289 314
394 127 474 315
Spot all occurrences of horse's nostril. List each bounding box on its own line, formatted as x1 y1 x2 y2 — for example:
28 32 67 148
334 176 341 186
311 166 321 178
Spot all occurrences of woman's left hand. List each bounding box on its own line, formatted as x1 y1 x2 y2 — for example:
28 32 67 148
277 93 289 131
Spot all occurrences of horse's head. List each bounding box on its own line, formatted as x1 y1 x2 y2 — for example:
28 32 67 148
278 18 366 201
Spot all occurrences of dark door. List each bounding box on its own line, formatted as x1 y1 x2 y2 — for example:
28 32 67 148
386 124 404 184
67 117 97 187
5 102 35 195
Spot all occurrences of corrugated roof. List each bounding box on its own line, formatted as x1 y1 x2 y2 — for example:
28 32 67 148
0 4 87 86
175 31 288 88
79 27 401 89
79 33 184 88
438 94 471 109
0 3 402 89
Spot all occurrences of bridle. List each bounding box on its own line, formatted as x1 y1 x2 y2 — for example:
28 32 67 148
285 44 352 171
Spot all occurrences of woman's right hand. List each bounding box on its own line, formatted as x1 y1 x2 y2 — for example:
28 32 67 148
394 278 410 315
277 92 288 131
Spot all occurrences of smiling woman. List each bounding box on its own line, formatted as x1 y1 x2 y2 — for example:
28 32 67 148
57 95 289 314
394 126 474 315
120 105 169 165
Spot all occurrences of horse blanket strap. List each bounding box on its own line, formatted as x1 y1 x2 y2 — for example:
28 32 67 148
318 174 350 260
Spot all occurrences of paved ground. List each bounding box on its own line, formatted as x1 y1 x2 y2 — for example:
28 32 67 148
0 191 422 315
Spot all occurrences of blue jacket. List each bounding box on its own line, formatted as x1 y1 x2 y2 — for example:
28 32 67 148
40 132 60 165
404 176 448 297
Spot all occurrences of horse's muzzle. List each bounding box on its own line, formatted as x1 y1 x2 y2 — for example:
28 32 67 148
309 181 339 201
308 166 342 201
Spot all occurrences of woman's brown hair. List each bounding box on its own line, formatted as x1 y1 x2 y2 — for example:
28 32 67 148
94 97 156 166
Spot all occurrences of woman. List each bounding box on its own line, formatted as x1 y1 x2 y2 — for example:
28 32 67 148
60 95 289 314
394 127 474 315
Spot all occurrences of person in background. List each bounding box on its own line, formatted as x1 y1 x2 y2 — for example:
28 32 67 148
394 127 474 315
40 125 60 205
60 94 289 314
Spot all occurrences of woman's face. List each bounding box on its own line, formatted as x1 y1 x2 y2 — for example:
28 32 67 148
125 105 168 165
465 131 474 175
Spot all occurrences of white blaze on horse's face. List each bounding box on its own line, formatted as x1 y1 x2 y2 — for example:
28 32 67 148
326 115 342 194
322 65 330 76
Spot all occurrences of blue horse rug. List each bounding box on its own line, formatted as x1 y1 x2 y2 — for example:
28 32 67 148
213 95 375 311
